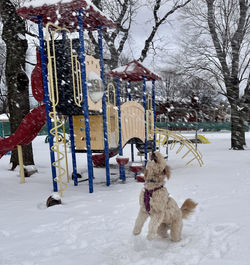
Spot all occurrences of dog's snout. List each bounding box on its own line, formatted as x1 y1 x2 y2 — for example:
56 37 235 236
150 152 158 163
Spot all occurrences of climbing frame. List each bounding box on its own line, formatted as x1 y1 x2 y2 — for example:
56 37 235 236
156 128 204 167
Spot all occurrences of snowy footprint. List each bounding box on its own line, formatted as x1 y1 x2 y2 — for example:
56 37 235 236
98 221 240 265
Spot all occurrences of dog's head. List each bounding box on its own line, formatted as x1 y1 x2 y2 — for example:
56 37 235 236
144 152 170 184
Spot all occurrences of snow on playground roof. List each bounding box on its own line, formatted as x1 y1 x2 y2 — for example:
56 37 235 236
17 0 116 31
109 60 162 82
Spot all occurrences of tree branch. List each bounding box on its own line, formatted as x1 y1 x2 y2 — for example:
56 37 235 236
138 0 192 62
206 0 230 80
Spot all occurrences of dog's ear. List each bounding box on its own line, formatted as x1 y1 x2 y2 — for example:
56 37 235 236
163 165 171 180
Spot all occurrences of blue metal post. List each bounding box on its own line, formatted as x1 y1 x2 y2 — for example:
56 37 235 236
128 81 132 101
152 80 156 151
98 26 110 187
116 77 126 181
78 9 94 193
128 81 134 162
69 115 78 186
37 16 58 192
143 76 147 165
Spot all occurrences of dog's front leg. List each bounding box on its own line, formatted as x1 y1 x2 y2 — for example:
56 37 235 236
147 213 164 240
133 208 149 235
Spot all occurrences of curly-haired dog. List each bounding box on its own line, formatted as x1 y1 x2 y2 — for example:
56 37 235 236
133 152 197 241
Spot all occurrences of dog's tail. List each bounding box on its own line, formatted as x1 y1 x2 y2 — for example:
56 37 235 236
181 198 198 219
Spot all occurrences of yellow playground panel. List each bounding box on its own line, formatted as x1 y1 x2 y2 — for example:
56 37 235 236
121 101 154 145
73 100 155 151
73 103 118 151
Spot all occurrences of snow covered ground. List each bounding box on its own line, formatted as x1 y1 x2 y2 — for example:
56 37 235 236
1 131 250 265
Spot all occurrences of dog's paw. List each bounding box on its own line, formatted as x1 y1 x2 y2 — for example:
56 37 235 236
133 227 141 236
171 236 181 242
146 233 155 240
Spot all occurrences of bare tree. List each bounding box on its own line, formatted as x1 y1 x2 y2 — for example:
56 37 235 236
157 68 220 119
174 0 250 149
0 0 34 168
89 0 192 70
138 0 192 62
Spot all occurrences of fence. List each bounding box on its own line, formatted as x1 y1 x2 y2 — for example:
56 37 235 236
155 121 249 132
1 120 249 138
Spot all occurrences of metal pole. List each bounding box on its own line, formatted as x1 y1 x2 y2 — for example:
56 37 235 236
116 77 126 181
152 80 156 152
69 115 78 186
128 81 132 101
194 109 198 150
37 16 58 192
98 26 110 187
128 81 134 162
78 9 94 193
143 76 147 165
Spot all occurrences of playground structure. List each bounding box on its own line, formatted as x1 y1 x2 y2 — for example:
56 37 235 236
15 0 119 195
0 0 204 198
109 61 204 169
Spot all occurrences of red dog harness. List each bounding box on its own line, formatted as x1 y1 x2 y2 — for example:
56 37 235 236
144 186 163 213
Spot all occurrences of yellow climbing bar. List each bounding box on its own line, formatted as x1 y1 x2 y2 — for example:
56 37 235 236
155 128 203 167
46 23 69 197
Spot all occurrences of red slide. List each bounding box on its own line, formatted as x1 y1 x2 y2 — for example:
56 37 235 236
0 105 46 158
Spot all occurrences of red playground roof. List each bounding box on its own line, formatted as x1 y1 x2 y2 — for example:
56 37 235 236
109 60 162 82
17 0 116 31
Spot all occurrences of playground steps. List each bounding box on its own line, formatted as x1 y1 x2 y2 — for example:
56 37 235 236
197 134 211 144
92 151 119 167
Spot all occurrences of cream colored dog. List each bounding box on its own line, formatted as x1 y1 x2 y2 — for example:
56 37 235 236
133 151 197 241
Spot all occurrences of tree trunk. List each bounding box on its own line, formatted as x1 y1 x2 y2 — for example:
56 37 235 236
205 0 248 151
0 0 34 169
227 76 245 150
230 102 245 150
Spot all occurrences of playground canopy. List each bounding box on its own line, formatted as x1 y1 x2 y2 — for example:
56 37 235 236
17 0 116 31
109 60 162 82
